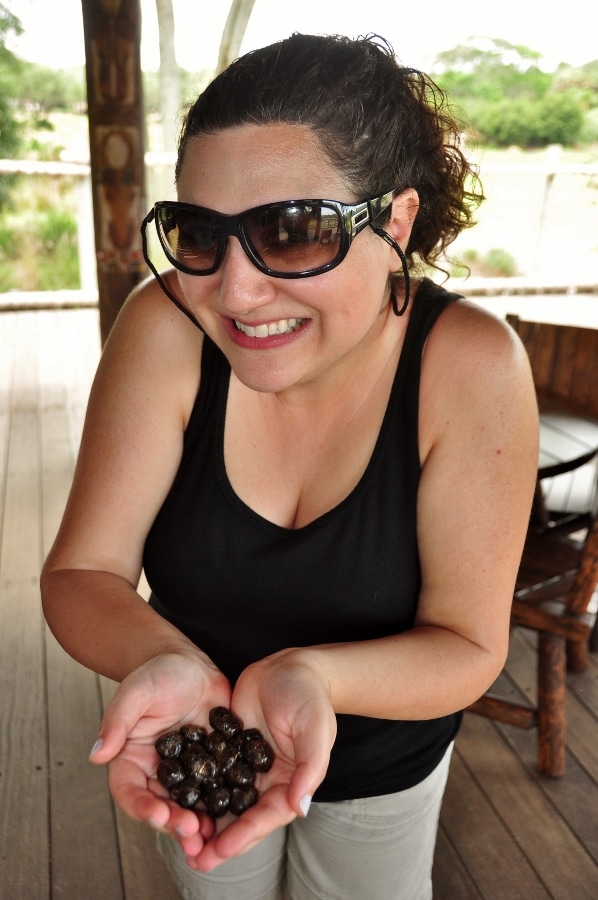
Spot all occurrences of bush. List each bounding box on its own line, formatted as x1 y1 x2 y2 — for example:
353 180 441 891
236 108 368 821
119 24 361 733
578 108 598 144
451 247 517 278
471 93 584 147
0 176 80 290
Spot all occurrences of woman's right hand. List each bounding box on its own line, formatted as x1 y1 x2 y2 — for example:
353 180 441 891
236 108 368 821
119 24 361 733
89 650 232 853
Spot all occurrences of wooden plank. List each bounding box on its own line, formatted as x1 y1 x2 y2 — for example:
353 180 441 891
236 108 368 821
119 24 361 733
572 328 598 415
498 630 598 865
0 314 16 542
532 323 559 394
39 310 125 899
0 314 49 898
552 326 578 399
432 827 482 899
459 713 598 895
438 746 549 897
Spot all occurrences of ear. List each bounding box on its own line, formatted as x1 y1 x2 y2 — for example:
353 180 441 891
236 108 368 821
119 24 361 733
386 188 420 249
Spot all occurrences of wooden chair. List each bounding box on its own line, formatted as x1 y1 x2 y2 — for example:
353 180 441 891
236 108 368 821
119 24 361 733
507 314 598 421
509 312 598 524
469 517 598 777
470 314 598 776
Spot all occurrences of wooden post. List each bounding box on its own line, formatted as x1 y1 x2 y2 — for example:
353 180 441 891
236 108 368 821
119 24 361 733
81 0 147 345
537 632 566 777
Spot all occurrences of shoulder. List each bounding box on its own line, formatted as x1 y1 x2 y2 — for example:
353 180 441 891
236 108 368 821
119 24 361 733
109 270 202 355
97 271 204 426
418 295 537 459
422 294 531 381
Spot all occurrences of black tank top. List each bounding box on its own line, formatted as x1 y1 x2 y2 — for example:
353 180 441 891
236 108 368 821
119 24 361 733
144 278 463 800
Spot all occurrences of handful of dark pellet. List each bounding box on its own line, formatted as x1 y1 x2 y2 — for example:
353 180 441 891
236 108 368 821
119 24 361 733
155 706 275 818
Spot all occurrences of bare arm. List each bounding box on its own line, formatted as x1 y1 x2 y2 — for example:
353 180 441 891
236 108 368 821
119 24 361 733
41 275 205 679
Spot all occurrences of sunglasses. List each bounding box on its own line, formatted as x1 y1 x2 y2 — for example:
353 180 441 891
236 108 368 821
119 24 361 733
141 191 394 279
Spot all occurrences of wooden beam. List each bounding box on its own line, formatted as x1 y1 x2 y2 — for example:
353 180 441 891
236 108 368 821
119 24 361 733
81 0 147 344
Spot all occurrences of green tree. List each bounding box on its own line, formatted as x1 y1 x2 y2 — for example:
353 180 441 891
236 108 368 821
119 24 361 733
12 63 86 114
552 60 598 109
434 36 589 147
435 38 551 102
0 3 24 207
533 93 584 145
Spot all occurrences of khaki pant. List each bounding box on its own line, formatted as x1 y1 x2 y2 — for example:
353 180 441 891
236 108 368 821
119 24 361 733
157 743 453 900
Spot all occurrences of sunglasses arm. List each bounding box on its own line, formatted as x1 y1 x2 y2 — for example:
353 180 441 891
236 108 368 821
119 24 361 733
141 210 205 332
370 226 411 316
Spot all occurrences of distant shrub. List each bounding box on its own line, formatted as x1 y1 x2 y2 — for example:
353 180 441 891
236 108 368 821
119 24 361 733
452 247 517 278
483 248 517 276
473 94 584 147
579 108 598 144
0 177 80 290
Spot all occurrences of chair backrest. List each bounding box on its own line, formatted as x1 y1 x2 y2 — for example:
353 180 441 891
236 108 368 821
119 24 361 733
507 315 598 421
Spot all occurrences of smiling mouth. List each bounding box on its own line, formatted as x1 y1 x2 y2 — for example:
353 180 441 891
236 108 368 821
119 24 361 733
233 317 306 338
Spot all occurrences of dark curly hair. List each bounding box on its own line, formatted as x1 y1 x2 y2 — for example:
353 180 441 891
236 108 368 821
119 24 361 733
176 33 483 274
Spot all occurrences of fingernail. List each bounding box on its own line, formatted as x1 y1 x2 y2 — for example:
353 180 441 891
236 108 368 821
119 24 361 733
89 738 103 758
299 794 312 817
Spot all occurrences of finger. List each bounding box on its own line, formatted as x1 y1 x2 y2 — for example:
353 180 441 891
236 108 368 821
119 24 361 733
89 691 150 765
108 755 171 825
174 808 215 844
286 725 332 818
194 782 296 872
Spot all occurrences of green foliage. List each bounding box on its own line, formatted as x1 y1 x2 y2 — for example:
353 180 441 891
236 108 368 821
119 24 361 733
0 3 24 206
451 247 517 278
434 37 593 148
580 107 598 143
552 60 598 109
473 93 584 147
12 63 86 114
0 175 80 291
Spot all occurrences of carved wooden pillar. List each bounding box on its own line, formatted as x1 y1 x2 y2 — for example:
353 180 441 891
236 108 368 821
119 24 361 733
81 0 147 345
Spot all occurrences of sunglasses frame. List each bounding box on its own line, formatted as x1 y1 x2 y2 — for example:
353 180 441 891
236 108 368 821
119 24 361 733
142 191 395 280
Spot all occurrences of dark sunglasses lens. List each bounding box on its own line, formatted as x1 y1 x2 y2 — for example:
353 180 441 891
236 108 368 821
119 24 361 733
156 206 219 272
244 203 343 274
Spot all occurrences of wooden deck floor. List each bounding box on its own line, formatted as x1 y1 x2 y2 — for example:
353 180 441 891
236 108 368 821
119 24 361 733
1 307 597 899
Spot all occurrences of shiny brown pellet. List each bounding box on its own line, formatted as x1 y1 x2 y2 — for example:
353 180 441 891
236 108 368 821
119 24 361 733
155 708 275 819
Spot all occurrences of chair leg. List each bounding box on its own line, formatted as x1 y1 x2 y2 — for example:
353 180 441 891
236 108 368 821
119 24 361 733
537 632 566 777
566 636 589 672
590 617 598 654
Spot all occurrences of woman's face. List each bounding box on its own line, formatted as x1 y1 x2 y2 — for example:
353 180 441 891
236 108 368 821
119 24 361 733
175 123 400 395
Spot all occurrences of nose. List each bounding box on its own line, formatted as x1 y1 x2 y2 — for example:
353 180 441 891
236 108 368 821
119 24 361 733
218 236 277 315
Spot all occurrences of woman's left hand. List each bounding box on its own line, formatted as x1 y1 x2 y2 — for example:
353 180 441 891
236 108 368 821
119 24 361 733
181 648 336 871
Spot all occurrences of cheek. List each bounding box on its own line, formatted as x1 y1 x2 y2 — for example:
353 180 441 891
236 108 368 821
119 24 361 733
176 271 216 308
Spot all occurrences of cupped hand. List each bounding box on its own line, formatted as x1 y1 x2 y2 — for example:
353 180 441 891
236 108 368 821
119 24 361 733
90 649 232 850
187 647 337 872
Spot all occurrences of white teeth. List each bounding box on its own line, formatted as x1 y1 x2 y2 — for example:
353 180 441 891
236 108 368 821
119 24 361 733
234 318 305 337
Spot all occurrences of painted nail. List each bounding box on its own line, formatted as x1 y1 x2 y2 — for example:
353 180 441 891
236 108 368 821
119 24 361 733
299 794 312 817
89 738 103 757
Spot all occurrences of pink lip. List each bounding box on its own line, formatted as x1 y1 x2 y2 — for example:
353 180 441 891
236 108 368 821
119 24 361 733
222 317 310 349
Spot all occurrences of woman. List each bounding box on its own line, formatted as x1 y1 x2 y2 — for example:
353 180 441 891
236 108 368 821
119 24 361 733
41 33 539 899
